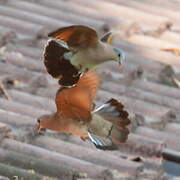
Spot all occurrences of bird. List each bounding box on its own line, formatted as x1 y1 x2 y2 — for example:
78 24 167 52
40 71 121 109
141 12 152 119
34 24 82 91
37 71 130 150
44 25 125 86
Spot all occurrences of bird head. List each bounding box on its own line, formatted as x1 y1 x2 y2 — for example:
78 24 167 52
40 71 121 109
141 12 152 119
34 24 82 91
36 114 53 133
113 47 125 66
101 32 125 66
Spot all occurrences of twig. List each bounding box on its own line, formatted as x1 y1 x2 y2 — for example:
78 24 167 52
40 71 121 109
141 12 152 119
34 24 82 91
0 81 11 100
162 48 180 55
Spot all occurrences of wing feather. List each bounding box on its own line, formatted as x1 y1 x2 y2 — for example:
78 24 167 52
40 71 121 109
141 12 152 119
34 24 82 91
89 98 130 150
48 25 98 49
55 71 100 123
43 39 80 86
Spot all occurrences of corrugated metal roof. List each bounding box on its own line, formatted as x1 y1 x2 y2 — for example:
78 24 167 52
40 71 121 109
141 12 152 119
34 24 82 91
0 0 180 179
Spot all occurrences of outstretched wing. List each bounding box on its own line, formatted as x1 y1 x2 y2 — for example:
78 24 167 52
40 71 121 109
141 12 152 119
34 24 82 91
76 70 100 100
55 71 100 123
43 39 81 86
89 98 130 150
48 25 98 49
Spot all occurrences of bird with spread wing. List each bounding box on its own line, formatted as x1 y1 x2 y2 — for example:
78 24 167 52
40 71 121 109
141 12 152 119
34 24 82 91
37 71 130 150
44 25 125 86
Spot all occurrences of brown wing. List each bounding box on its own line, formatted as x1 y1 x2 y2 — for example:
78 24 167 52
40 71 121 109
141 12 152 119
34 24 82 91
55 71 100 123
100 32 112 44
97 99 130 127
44 39 81 86
89 98 130 150
75 70 100 100
48 25 98 49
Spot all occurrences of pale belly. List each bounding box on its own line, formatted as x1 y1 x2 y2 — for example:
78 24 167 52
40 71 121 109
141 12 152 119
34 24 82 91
71 56 100 71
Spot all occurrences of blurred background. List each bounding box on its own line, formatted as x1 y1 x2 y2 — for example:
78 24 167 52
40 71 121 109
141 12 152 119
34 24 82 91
0 0 180 179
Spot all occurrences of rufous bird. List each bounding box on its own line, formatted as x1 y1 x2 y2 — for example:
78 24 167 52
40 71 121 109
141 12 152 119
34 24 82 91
44 25 125 86
37 71 130 150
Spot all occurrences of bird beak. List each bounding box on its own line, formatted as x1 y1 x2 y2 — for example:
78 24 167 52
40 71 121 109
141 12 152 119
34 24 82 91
36 119 46 134
118 59 122 67
113 47 125 67
118 49 125 67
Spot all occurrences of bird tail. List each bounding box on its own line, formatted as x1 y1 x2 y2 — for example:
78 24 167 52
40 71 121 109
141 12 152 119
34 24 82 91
89 98 130 150
43 39 80 86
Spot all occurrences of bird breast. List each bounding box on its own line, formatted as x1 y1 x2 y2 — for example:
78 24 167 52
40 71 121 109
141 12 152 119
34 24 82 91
70 43 116 71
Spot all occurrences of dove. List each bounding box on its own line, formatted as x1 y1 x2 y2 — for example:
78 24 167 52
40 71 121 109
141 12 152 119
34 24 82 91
37 71 130 150
44 25 125 86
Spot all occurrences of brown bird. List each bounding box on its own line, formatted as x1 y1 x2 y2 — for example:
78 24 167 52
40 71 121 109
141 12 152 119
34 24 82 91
44 25 125 86
37 71 130 150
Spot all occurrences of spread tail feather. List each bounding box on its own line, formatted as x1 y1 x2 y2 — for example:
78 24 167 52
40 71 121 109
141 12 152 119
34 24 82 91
89 98 130 150
88 132 118 150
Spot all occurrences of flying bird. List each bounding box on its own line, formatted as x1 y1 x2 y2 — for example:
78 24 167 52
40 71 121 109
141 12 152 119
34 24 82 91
44 25 125 86
37 71 130 150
